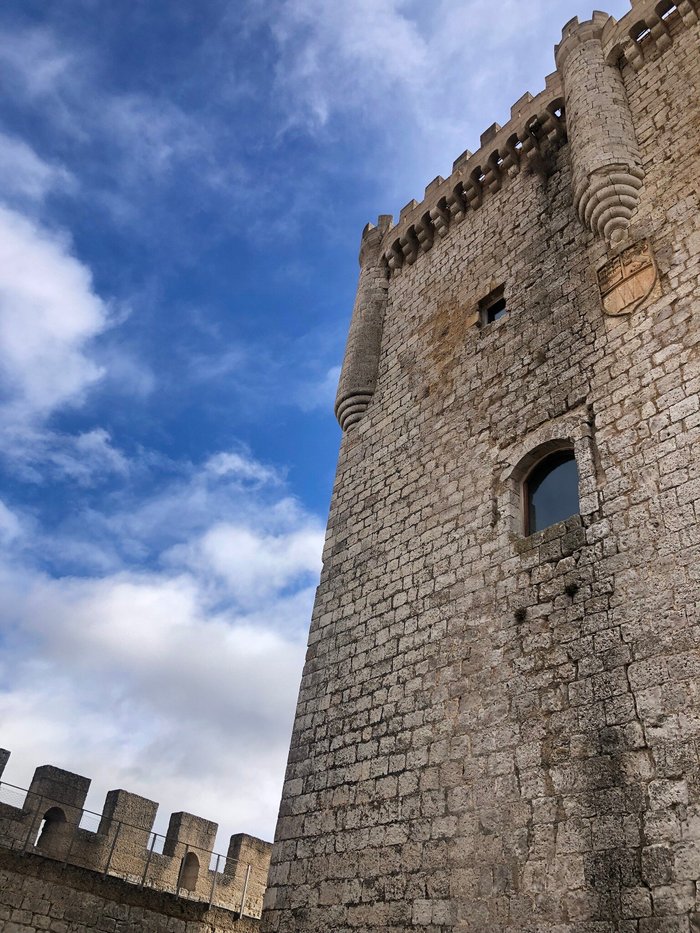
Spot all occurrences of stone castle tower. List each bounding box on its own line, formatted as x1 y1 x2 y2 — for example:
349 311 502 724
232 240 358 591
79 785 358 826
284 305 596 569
262 2 700 932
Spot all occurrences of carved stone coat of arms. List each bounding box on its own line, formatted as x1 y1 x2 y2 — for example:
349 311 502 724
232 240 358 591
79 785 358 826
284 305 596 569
597 241 659 316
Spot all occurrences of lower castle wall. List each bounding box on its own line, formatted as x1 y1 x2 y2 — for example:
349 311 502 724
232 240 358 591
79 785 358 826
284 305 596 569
0 753 271 922
0 846 261 933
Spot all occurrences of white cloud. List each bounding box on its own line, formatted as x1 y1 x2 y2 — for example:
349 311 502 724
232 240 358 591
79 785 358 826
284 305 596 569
181 523 324 605
0 205 109 425
0 446 321 845
0 132 74 206
0 138 127 482
205 450 282 485
63 447 299 571
0 556 311 848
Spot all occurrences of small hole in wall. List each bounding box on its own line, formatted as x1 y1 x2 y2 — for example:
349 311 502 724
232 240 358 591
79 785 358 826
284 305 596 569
179 852 200 891
514 607 527 623
36 807 66 848
526 116 541 136
564 581 580 598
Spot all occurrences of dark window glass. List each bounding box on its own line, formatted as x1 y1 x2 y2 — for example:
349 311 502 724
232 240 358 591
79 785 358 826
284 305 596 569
525 450 579 534
486 297 507 323
479 287 507 325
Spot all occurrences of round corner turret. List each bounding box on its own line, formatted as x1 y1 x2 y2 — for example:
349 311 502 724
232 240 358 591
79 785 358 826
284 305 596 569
335 220 391 432
555 11 614 69
556 8 644 246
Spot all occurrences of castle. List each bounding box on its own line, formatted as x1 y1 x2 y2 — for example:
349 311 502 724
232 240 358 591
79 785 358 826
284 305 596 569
262 1 700 931
1 0 699 931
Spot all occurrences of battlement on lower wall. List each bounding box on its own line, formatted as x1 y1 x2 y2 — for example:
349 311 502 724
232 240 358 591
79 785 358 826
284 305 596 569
0 846 262 933
0 749 271 921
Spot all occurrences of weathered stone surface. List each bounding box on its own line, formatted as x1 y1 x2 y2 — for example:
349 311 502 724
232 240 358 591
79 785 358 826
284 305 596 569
264 4 700 932
0 847 261 933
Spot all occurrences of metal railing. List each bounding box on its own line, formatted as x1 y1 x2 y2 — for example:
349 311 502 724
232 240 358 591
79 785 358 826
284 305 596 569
0 780 259 917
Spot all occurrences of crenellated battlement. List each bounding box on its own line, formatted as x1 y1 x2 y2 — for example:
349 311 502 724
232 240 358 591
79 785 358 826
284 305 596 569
332 0 699 435
601 0 699 68
380 75 567 275
374 0 698 280
0 749 270 919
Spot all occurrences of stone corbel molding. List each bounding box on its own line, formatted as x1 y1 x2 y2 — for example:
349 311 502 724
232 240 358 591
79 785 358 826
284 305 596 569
555 13 644 246
363 0 699 279
379 79 568 278
605 0 699 71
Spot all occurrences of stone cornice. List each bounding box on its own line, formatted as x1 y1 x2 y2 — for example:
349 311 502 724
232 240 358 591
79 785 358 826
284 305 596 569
601 0 698 68
375 0 698 278
379 76 567 277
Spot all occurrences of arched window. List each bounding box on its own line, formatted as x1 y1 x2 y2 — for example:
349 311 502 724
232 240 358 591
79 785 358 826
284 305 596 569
179 851 200 891
35 806 67 849
523 449 579 535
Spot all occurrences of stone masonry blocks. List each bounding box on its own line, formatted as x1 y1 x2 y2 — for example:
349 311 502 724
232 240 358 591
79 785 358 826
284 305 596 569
263 5 700 933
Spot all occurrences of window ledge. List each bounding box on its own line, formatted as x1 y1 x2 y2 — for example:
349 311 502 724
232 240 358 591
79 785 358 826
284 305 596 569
512 513 584 556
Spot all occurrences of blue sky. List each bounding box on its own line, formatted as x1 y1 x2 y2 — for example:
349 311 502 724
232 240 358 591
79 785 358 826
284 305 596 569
0 0 632 850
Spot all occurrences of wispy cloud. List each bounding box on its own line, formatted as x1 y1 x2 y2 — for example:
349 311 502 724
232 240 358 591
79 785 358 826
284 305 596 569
268 0 633 201
205 449 283 485
0 27 76 100
295 364 341 412
0 131 74 207
4 427 129 487
271 0 428 130
0 499 23 545
0 22 252 224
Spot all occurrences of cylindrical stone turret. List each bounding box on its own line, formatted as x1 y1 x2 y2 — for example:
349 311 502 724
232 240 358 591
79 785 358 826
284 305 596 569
334 217 390 432
556 13 644 245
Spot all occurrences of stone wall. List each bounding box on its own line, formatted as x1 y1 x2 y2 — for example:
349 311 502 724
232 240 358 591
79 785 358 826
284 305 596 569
0 846 261 933
0 751 271 931
262 2 700 932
